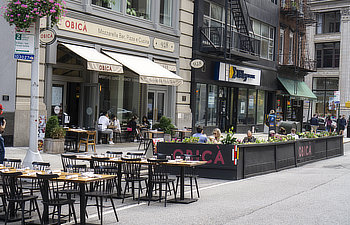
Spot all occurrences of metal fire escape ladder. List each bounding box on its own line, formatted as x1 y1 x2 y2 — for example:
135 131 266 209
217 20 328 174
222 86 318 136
228 0 254 54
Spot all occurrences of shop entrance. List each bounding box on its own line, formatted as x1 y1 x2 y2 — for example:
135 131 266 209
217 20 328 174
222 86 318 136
81 83 98 129
147 89 167 125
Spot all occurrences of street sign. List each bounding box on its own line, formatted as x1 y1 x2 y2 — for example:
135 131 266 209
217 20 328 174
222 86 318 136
15 33 35 54
334 91 340 104
40 28 56 45
14 54 34 60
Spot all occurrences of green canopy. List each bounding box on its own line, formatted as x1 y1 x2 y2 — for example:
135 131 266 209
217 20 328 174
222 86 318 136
278 77 317 100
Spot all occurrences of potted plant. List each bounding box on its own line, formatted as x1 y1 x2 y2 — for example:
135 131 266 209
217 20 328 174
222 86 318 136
153 116 175 142
44 116 66 153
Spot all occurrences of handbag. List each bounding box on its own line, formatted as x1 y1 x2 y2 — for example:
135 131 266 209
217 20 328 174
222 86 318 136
127 127 132 132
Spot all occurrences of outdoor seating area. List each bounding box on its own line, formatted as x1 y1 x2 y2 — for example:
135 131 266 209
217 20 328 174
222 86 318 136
0 152 206 224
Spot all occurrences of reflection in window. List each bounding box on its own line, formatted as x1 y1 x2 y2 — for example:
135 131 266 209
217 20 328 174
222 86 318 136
316 42 340 68
257 90 265 124
160 0 172 26
247 89 256 124
92 0 121 12
99 74 140 124
312 77 339 117
237 88 247 124
207 85 218 126
195 84 207 126
127 0 151 20
252 19 275 61
316 11 341 34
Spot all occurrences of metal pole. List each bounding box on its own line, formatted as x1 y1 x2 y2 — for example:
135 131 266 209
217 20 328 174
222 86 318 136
23 20 43 167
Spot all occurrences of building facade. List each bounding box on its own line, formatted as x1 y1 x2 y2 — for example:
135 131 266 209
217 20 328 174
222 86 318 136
1 0 195 146
191 0 280 133
305 0 350 119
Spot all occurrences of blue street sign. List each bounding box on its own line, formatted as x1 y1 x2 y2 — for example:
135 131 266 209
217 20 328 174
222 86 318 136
14 54 34 61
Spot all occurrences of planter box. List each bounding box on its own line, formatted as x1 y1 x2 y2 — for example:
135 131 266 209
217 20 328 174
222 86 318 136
43 138 65 154
158 136 344 180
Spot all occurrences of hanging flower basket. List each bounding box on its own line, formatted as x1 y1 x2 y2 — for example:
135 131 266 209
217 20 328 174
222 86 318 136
2 0 66 30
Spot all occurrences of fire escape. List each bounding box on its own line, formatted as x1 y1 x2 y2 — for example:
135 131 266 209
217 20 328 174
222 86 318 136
200 0 260 61
279 0 316 75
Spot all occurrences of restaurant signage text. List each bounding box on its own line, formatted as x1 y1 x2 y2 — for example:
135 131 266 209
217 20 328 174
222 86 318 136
57 17 151 47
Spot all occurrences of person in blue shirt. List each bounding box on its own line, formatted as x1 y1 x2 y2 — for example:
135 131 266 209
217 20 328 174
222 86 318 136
268 109 277 136
192 126 208 143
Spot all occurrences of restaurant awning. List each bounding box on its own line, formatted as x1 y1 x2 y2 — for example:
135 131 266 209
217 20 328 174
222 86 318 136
103 51 183 86
278 77 317 100
61 43 123 73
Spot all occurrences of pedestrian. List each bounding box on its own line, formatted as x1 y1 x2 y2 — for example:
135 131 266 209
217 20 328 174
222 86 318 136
338 115 347 135
267 109 277 137
325 115 332 132
310 114 319 133
0 104 6 164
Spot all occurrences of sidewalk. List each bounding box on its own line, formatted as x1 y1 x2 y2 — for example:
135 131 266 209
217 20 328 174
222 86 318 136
5 134 350 170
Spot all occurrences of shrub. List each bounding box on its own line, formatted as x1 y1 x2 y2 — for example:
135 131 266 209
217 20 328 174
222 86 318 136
152 116 175 135
45 116 65 139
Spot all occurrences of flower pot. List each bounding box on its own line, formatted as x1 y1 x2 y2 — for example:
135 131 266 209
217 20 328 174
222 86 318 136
44 138 65 154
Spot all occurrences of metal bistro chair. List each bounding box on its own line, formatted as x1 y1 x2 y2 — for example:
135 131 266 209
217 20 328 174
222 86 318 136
175 154 201 199
122 157 148 204
85 166 119 223
1 171 42 225
3 158 22 169
37 173 77 224
138 129 151 151
147 158 176 207
105 151 123 158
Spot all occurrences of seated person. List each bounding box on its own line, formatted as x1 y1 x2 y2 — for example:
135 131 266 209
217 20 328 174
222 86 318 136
141 116 151 129
127 116 138 141
243 130 256 143
209 128 222 144
98 112 114 144
110 115 121 133
192 126 208 143
268 130 277 140
288 128 299 139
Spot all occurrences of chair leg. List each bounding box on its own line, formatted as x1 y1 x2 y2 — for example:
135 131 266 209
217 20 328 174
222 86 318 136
34 199 42 225
95 196 100 220
110 197 119 222
195 177 200 198
164 183 168 207
175 176 179 196
100 197 103 224
172 181 177 200
71 202 78 224
190 177 193 199
138 181 141 204
122 182 129 203
148 182 154 206
78 141 81 152
21 202 25 225
57 206 62 225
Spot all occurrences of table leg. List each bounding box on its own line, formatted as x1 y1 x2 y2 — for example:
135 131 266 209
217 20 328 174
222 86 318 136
117 162 122 196
79 183 86 225
168 166 197 204
75 133 80 152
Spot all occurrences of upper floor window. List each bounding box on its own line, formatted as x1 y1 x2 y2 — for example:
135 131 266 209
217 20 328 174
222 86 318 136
92 0 122 12
160 0 172 26
279 28 285 64
252 20 275 61
316 11 341 34
127 0 151 20
316 42 340 68
203 1 224 28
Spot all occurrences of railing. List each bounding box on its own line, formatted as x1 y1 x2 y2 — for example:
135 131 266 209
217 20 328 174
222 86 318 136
279 53 317 72
200 27 260 57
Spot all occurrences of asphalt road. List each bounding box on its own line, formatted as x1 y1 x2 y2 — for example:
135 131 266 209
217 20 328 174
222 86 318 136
78 143 350 225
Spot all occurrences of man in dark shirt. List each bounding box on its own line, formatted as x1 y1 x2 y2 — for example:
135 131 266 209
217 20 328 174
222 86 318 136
0 104 6 164
339 115 347 135
310 114 319 133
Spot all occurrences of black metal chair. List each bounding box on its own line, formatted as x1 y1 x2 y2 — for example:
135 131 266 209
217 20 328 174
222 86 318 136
147 159 176 207
138 129 151 150
85 166 119 223
1 171 42 225
126 152 144 159
105 151 123 158
3 158 22 169
37 173 77 224
122 158 148 204
175 154 201 199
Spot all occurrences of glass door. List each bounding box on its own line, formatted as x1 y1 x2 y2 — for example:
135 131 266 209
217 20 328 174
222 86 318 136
147 90 167 125
81 83 98 129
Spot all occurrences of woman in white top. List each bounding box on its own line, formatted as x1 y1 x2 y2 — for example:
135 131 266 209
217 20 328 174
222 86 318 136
111 115 121 133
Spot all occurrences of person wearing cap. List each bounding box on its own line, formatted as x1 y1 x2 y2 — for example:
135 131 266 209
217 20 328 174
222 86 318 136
0 104 6 164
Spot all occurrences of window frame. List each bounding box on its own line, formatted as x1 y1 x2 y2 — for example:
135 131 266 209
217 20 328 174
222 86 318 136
315 42 340 68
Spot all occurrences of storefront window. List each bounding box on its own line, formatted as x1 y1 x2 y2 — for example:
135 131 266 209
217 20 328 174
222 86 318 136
195 84 207 126
127 0 151 20
99 74 140 124
207 85 218 126
92 0 122 12
160 0 172 26
237 88 247 124
257 90 265 124
247 89 256 124
312 77 338 117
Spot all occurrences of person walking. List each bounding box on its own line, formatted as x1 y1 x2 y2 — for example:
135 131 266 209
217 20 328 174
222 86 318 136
267 110 277 137
310 114 319 133
0 104 6 164
338 115 347 135
325 116 332 132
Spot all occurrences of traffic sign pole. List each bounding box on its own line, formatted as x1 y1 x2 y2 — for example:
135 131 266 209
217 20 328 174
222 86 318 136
23 20 43 167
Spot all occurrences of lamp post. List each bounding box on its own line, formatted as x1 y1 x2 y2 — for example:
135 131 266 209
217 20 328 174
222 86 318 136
23 20 43 168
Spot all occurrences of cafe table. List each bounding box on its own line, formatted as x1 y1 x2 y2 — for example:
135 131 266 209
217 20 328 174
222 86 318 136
65 128 88 152
2 167 116 225
174 129 192 140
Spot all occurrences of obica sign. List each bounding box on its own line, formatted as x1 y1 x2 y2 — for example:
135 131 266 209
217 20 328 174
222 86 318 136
40 29 56 45
190 59 204 69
